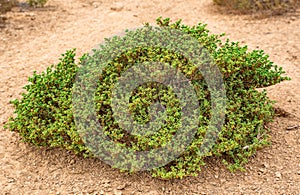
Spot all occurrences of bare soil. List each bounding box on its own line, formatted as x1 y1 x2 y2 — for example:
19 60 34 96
0 0 299 194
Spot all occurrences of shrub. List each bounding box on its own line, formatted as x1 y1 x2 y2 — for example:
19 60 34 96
5 17 290 179
213 0 300 14
27 0 47 7
0 0 16 13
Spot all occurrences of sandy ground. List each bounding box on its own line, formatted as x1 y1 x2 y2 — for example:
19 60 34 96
0 0 299 194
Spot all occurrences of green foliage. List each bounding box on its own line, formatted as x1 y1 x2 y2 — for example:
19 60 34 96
6 50 91 156
5 18 290 179
27 0 47 7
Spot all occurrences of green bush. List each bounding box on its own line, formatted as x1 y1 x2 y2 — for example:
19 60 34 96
27 0 47 7
5 18 289 179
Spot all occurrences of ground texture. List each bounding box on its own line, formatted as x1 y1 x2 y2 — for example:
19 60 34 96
0 0 299 194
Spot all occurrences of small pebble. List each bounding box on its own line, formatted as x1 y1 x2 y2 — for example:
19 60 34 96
275 172 282 178
117 183 127 190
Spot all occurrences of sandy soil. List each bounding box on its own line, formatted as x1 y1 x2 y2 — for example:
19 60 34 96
0 0 299 194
